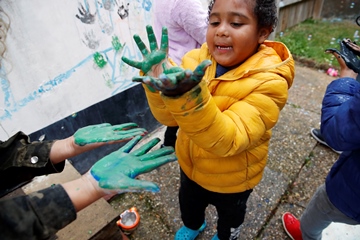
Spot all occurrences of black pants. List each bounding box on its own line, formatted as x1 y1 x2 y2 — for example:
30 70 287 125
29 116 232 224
179 169 252 240
163 126 179 148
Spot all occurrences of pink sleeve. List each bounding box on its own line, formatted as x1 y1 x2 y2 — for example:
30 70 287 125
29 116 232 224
172 0 208 45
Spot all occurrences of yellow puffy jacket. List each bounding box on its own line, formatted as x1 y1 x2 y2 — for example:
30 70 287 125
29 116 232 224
143 41 295 193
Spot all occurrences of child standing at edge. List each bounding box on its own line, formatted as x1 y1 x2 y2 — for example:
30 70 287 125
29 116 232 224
122 0 295 239
282 39 360 240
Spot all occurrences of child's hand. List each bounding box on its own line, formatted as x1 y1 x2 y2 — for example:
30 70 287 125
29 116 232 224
87 135 177 194
325 40 360 74
121 25 171 77
133 60 212 97
74 123 147 146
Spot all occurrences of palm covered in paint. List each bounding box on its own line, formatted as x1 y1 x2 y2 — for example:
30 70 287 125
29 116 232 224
89 135 177 193
74 123 147 146
133 60 212 97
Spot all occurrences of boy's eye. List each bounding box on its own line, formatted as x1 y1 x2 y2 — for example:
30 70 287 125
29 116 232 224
231 23 242 27
209 21 220 26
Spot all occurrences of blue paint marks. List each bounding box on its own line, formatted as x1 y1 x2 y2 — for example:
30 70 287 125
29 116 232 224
0 51 89 120
1 78 12 108
0 55 91 121
141 0 152 11
0 43 144 121
132 0 152 11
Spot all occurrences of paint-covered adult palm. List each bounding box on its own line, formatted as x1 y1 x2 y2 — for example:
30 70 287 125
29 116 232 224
74 123 147 146
89 135 177 194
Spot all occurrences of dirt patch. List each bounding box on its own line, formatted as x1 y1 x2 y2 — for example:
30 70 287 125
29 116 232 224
294 56 331 72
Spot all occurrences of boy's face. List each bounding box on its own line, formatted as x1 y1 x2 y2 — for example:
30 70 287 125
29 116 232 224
206 0 270 68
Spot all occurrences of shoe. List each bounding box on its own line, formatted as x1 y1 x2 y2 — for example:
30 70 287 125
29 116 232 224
211 233 220 240
310 128 342 154
282 212 303 240
174 221 206 240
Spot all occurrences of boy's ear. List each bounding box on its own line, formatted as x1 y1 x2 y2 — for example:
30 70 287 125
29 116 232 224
258 28 272 43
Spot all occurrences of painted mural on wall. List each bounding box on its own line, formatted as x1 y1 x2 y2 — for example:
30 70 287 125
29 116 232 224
0 0 209 140
0 0 155 139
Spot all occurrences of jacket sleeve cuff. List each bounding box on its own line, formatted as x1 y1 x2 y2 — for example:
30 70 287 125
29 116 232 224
162 80 211 114
22 141 66 174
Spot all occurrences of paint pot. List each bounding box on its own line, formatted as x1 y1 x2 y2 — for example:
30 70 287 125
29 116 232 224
116 207 140 235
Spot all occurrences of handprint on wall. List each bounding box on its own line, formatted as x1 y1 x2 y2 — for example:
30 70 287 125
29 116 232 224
101 0 114 11
99 22 113 35
82 30 100 49
116 2 130 20
76 1 96 24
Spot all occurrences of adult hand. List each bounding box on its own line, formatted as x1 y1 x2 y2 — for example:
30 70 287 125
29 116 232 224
132 60 212 97
121 25 171 77
325 39 360 74
74 123 147 146
88 135 177 194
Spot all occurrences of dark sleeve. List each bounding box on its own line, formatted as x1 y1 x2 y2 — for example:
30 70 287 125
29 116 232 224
320 77 360 150
0 184 77 240
0 132 65 197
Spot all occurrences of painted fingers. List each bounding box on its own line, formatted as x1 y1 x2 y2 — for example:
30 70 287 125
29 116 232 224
121 25 169 74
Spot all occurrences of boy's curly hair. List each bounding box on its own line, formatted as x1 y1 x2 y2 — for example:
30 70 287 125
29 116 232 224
207 0 278 32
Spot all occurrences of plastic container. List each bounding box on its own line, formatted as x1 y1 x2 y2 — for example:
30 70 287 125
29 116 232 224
116 207 140 235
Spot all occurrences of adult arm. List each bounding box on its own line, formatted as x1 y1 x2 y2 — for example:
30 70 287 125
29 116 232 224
0 123 146 197
0 184 77 240
0 132 60 197
0 135 176 239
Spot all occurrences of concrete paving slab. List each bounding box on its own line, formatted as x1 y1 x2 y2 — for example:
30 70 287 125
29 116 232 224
287 65 335 114
287 146 338 207
240 167 289 239
259 203 303 239
267 104 319 178
322 223 360 239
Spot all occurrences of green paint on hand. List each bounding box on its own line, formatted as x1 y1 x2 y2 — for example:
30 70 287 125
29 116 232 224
74 123 146 146
89 136 177 193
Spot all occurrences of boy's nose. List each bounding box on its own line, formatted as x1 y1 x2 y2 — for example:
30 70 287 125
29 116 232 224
216 24 229 37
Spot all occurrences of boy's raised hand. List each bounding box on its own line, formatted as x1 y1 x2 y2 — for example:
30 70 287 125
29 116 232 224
87 135 177 194
133 60 212 97
325 39 360 74
74 123 147 146
121 25 170 77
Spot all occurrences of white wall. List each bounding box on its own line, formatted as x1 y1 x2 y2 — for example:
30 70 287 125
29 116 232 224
0 0 209 140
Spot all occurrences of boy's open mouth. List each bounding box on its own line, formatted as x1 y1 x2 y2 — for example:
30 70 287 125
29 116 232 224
216 45 232 50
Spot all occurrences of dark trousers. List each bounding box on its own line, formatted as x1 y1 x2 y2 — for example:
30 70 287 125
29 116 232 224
163 126 179 148
179 169 252 240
